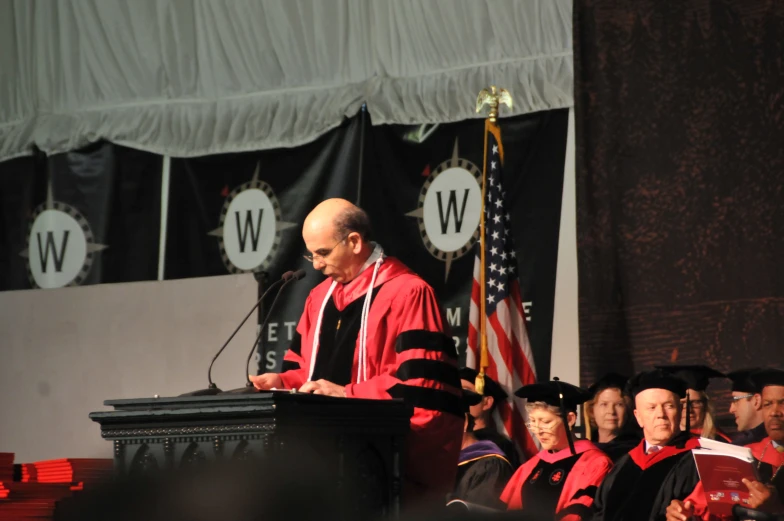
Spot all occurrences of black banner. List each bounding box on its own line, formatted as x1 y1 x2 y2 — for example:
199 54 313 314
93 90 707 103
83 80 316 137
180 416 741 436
362 110 568 377
165 117 364 371
0 112 567 381
0 143 162 291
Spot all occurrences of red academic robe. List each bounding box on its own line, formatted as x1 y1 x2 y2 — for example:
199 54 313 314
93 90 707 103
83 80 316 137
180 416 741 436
685 436 784 520
278 257 463 504
746 437 784 469
500 439 612 520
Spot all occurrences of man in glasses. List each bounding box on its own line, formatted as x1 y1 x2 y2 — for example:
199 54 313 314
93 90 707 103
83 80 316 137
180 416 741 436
667 368 784 520
249 198 462 506
728 368 767 446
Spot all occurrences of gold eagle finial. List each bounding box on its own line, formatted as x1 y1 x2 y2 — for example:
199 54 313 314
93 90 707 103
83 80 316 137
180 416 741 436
476 86 513 122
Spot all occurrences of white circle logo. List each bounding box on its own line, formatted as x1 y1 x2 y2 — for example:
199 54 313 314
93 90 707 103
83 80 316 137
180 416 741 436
27 205 94 289
213 177 293 274
222 188 276 271
405 142 483 280
422 166 482 253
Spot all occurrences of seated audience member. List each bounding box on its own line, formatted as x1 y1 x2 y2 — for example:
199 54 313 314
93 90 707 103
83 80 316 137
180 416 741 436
746 369 784 499
728 368 767 446
656 364 732 442
452 389 514 509
460 367 521 469
592 369 701 521
500 379 612 520
585 372 642 462
666 368 784 520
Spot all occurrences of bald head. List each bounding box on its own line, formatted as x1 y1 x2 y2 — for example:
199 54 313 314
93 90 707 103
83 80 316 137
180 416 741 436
304 199 370 241
302 199 373 283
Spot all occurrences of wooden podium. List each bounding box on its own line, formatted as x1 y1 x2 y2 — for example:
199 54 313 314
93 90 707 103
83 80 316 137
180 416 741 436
89 391 412 518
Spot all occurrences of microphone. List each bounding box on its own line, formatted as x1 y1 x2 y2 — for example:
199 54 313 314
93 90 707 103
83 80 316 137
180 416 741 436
179 270 296 397
220 269 306 394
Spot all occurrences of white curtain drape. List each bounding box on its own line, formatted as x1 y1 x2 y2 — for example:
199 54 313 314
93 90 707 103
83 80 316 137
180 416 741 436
0 0 572 162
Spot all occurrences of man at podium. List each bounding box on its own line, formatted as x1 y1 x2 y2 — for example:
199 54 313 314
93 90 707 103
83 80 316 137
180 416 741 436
250 198 463 505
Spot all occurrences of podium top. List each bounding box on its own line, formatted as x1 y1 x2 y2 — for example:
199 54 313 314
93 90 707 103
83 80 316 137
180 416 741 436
102 390 408 411
90 391 413 434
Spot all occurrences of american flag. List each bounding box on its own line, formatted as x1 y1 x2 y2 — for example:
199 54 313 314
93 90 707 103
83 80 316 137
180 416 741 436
467 121 539 460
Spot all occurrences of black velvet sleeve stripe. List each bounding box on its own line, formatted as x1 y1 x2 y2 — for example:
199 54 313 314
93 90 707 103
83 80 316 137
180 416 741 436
288 332 302 355
281 360 301 372
396 359 460 388
395 330 457 359
570 486 598 500
388 384 463 417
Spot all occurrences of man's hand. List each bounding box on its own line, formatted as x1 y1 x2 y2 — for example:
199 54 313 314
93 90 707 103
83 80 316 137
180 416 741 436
666 499 694 521
299 379 346 397
743 478 784 512
249 373 282 391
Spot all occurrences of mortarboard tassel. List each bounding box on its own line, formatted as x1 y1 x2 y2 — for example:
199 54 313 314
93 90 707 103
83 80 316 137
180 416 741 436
554 377 577 456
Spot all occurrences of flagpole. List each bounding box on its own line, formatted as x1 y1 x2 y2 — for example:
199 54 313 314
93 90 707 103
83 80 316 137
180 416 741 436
477 120 489 395
475 86 513 395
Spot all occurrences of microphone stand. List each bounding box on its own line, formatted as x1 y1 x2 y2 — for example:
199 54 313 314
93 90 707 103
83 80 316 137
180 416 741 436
178 271 291 397
220 270 305 394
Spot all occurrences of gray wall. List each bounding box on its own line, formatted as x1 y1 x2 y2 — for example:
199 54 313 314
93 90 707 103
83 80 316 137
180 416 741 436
0 274 258 462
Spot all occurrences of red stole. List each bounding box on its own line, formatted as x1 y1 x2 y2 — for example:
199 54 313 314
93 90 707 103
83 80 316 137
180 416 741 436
628 436 700 470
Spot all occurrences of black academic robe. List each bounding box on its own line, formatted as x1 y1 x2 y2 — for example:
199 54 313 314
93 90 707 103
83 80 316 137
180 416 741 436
596 432 643 463
472 427 521 469
592 432 701 521
731 422 768 446
453 440 514 509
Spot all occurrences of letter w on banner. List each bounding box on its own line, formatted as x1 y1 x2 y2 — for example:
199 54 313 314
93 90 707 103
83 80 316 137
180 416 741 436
467 119 539 460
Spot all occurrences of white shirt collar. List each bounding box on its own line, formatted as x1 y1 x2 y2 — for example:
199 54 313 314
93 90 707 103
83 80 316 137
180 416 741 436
359 242 384 273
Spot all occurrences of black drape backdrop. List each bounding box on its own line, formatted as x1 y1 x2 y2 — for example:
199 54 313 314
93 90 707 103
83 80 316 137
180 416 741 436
363 110 567 377
166 117 364 372
0 144 161 291
575 1 784 415
0 110 567 379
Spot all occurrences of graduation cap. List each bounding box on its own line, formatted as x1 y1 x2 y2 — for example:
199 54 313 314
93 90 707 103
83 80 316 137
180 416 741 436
626 369 688 400
515 378 591 455
749 368 784 391
628 369 692 431
654 364 726 392
726 368 763 394
462 389 483 410
588 372 629 398
514 379 592 411
462 389 483 433
459 367 508 405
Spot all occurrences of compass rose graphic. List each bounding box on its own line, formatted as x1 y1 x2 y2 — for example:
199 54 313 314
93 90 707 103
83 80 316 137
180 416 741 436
20 179 108 289
405 139 482 281
208 162 297 274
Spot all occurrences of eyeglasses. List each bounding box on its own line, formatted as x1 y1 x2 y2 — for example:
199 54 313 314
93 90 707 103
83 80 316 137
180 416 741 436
303 235 349 263
731 394 754 402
